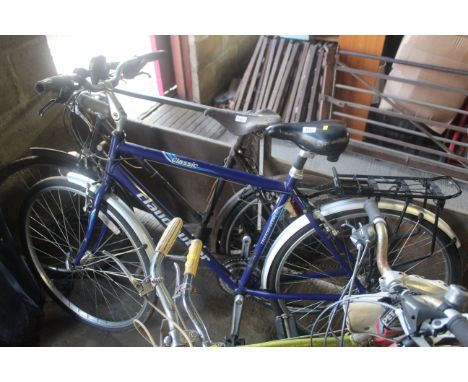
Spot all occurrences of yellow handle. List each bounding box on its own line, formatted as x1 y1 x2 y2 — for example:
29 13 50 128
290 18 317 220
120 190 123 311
155 218 183 256
184 239 203 276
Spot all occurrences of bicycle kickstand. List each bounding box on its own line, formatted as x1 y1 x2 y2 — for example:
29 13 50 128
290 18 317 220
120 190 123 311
225 294 246 346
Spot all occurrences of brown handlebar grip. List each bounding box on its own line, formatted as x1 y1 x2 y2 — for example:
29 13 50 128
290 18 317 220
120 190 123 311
155 218 183 256
184 239 203 276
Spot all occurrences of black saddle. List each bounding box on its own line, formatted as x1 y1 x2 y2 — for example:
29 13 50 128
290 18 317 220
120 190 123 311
266 120 349 162
205 108 281 136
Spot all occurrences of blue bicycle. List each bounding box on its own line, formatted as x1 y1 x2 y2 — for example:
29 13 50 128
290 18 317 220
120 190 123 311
22 52 462 340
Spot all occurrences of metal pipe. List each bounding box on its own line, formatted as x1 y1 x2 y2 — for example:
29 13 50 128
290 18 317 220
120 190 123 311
178 274 212 346
339 49 468 77
333 111 468 149
114 88 210 113
347 140 468 182
343 125 468 164
336 65 468 96
375 221 390 275
363 199 390 275
328 96 468 135
335 83 468 117
335 65 467 160
150 252 183 346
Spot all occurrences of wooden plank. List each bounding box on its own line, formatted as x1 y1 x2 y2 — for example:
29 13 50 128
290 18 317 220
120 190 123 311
272 42 299 113
169 108 198 130
268 40 293 111
142 104 172 124
242 36 269 111
292 44 316 122
180 36 193 100
336 35 386 140
173 110 204 132
252 38 274 110
306 46 325 122
170 35 187 100
261 38 285 110
234 36 265 110
283 42 310 122
254 38 277 111
317 43 337 120
157 105 188 127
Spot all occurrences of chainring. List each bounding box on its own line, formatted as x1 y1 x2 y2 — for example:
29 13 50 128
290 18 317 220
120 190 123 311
217 257 261 295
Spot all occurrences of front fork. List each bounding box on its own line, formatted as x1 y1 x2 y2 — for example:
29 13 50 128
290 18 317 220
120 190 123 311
73 133 121 266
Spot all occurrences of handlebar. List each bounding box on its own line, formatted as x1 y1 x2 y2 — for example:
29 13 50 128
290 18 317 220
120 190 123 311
446 311 468 346
35 50 166 96
363 198 468 346
364 199 390 275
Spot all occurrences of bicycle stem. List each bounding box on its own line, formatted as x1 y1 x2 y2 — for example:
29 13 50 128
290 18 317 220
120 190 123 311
363 199 390 275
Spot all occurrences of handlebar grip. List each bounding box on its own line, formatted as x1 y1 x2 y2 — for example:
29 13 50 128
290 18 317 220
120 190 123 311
155 218 183 256
447 313 468 347
364 198 382 223
184 239 203 276
35 75 78 94
139 50 166 62
121 51 166 79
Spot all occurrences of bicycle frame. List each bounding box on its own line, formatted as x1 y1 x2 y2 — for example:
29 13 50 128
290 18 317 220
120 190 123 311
73 130 363 301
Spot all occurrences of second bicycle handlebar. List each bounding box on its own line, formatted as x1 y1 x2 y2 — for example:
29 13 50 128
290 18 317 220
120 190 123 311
35 50 166 95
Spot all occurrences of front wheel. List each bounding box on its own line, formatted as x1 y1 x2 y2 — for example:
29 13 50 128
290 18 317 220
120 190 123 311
266 199 462 334
20 177 154 331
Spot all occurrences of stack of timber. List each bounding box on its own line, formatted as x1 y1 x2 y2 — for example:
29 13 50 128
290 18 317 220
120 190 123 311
233 36 337 122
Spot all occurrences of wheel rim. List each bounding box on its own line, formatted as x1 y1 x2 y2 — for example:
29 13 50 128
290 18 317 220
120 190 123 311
24 184 149 330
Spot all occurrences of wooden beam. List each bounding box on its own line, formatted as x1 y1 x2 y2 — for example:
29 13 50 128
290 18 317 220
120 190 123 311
170 35 187 100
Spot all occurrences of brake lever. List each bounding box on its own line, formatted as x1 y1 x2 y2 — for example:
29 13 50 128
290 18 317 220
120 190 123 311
135 71 151 79
38 98 57 117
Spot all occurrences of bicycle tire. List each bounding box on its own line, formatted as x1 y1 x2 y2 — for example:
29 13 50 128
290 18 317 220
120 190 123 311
20 177 154 331
266 199 461 334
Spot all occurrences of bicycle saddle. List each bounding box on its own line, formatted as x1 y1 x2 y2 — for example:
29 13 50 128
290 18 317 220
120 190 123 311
205 108 281 136
266 120 349 162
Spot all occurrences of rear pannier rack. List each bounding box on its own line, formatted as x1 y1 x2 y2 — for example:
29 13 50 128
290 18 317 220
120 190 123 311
330 168 461 203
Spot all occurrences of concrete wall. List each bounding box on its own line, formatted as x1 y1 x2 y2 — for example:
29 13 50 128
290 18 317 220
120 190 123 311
190 35 258 105
0 36 69 165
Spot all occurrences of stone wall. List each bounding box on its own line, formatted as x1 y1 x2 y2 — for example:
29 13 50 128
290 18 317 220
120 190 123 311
0 36 70 165
190 35 258 105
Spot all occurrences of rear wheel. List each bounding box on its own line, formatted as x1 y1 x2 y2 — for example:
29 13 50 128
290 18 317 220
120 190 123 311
266 200 461 334
21 177 153 331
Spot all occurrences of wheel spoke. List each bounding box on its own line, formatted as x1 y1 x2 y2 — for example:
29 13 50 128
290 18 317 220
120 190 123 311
23 181 150 330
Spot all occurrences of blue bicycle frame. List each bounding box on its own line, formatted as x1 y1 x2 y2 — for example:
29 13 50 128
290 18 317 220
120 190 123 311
73 131 363 302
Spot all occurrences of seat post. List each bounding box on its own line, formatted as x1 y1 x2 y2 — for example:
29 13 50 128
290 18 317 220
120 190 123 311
289 150 314 180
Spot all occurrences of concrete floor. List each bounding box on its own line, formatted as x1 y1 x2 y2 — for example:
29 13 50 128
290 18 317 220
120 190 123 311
40 265 277 347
